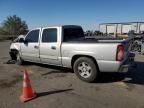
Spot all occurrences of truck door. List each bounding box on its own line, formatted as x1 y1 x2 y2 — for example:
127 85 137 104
20 29 40 62
40 27 61 65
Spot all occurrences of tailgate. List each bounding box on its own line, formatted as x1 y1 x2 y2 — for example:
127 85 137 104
122 39 132 60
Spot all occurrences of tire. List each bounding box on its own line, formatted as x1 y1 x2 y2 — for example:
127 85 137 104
17 53 24 65
73 57 98 83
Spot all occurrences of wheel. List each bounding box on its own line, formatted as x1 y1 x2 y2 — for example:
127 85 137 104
73 57 98 83
17 53 24 65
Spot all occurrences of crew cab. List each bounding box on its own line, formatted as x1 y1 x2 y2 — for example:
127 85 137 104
16 25 134 82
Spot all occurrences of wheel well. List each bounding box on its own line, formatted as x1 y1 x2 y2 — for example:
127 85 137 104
71 55 99 71
10 49 19 57
10 49 18 52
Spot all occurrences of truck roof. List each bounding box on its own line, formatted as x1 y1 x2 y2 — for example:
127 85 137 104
31 25 82 30
62 25 82 28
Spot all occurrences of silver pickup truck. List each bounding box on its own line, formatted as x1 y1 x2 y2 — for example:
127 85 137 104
15 25 134 82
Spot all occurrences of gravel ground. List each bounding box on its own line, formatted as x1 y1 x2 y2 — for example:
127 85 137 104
0 40 144 108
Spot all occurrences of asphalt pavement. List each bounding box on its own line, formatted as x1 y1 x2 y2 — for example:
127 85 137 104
0 40 144 108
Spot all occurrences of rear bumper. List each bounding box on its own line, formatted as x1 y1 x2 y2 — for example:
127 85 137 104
97 53 135 73
118 53 135 72
118 64 129 72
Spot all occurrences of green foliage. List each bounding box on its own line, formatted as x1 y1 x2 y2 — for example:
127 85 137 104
1 15 28 35
0 27 8 35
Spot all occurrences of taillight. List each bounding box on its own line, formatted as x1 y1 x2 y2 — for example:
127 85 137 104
116 45 124 61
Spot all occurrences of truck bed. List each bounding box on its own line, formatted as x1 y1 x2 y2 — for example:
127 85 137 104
65 36 129 43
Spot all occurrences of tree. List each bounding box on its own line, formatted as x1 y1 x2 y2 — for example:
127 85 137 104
0 27 8 35
2 15 28 35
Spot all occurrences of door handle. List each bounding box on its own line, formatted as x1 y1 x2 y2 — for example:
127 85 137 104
34 45 39 49
51 46 56 50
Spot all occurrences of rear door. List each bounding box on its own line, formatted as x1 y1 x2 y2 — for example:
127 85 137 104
39 27 61 65
20 29 40 62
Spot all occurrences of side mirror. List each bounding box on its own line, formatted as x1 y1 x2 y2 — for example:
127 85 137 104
19 38 28 44
19 38 25 43
24 39 28 44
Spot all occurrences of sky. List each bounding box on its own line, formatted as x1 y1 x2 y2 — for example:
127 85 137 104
0 0 144 31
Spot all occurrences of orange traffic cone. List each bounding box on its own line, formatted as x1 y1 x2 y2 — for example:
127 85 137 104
20 70 37 102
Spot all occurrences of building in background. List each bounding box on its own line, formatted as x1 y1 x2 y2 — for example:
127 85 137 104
99 22 144 37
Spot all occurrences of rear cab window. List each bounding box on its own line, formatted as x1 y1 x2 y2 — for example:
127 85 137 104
62 26 84 42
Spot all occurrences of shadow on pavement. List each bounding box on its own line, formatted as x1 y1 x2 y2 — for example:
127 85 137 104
37 89 73 98
124 61 144 85
20 60 144 85
41 70 69 76
97 72 126 83
23 62 73 73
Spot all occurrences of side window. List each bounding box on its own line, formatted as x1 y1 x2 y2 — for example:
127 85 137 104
63 27 84 42
25 30 39 42
42 28 57 42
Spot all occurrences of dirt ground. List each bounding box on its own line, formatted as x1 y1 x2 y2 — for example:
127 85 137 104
0 40 144 108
